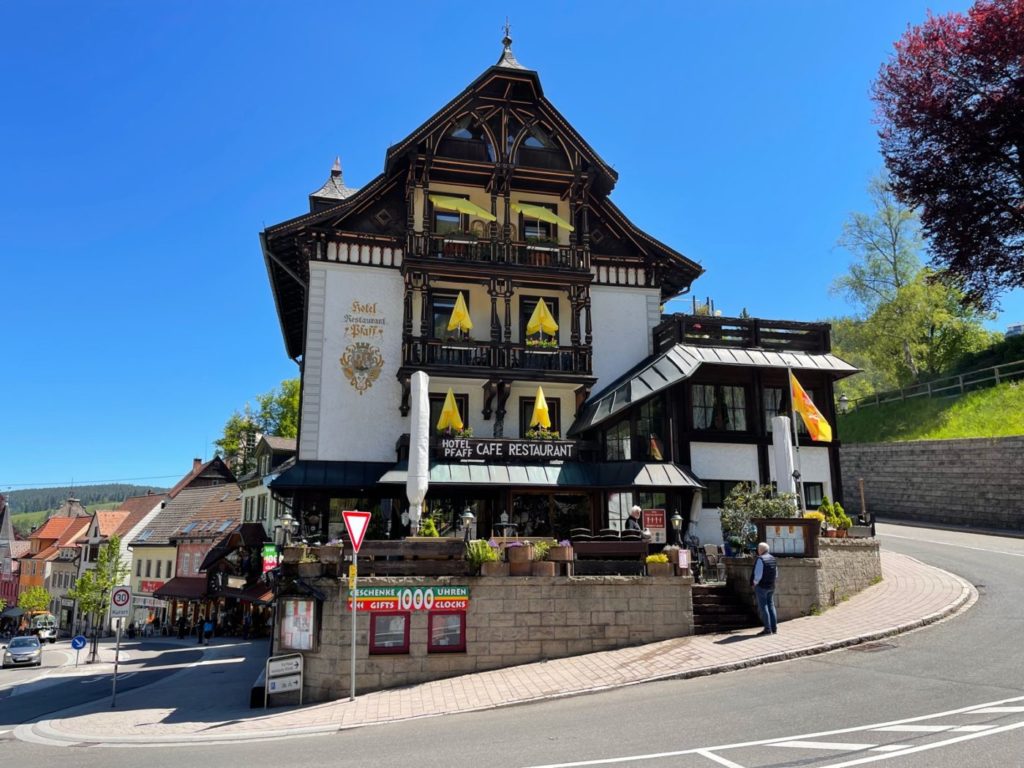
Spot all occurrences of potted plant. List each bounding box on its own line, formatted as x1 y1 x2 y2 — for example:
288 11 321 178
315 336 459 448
466 539 504 576
530 540 557 576
646 553 673 577
524 427 560 441
296 549 323 578
547 539 574 563
525 338 559 350
419 518 440 537
505 540 533 576
803 510 826 536
721 482 799 551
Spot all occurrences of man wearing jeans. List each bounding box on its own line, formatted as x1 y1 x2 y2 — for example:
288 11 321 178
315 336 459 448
751 542 778 635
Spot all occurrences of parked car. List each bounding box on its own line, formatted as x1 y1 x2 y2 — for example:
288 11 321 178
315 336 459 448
2 635 43 668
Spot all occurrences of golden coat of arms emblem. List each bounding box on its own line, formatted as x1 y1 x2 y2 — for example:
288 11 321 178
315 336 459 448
340 342 384 394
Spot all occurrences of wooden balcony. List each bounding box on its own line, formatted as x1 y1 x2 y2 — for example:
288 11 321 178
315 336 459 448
411 234 589 272
402 337 592 376
653 314 832 354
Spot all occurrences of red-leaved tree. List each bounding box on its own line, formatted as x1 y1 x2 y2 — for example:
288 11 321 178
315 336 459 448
873 0 1024 308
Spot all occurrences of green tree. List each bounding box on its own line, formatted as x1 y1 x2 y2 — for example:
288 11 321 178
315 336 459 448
67 534 129 633
832 175 997 394
0 596 6 614
18 586 51 614
214 378 299 474
719 483 799 550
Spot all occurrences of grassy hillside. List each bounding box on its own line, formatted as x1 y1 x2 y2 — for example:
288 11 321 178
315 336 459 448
838 381 1024 443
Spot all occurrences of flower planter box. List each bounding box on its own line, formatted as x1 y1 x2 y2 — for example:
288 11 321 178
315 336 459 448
480 561 509 577
531 561 557 577
281 546 305 564
546 545 574 562
505 545 533 563
848 525 872 538
509 561 532 577
296 561 324 578
646 562 673 577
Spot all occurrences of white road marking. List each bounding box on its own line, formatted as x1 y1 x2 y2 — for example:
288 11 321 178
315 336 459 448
695 750 746 768
773 741 876 751
520 694 1024 768
815 720 1024 768
874 725 952 733
951 725 993 732
971 706 1024 714
870 745 911 752
880 533 1024 558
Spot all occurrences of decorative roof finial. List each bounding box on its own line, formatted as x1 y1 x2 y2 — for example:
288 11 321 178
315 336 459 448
496 17 525 69
331 156 342 178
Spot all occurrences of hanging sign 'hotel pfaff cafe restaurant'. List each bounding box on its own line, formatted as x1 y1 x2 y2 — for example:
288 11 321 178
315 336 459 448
261 34 856 548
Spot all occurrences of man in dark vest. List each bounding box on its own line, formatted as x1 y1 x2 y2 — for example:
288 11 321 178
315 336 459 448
751 542 778 635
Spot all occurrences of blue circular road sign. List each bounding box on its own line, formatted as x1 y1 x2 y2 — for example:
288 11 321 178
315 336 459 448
71 635 87 650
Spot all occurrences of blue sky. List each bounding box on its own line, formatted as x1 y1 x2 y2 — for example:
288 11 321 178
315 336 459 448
1 1 1019 491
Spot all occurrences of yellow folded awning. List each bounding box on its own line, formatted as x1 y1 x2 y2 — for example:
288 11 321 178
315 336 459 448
526 298 558 336
446 291 473 333
429 194 497 222
511 202 575 232
436 387 464 432
530 386 551 429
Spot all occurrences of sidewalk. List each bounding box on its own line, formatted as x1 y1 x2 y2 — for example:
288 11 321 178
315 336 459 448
19 551 975 747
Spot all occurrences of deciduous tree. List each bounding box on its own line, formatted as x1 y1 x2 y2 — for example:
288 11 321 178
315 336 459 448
18 586 51 614
873 0 1024 307
214 378 299 474
67 533 129 633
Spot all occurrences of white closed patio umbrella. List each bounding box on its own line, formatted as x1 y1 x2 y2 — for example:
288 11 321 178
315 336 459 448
406 371 430 534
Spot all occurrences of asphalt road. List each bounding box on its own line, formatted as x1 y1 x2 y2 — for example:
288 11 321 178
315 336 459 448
3 524 1022 768
0 640 203 731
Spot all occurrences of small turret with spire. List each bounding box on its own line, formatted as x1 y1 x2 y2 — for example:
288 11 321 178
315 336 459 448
310 155 358 204
495 18 525 70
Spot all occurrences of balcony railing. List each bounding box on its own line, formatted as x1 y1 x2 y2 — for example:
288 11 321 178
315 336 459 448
653 314 832 354
403 337 592 375
412 234 588 271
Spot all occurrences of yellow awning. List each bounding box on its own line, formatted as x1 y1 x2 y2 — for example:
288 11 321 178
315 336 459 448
429 194 497 222
526 298 559 337
511 202 575 232
446 291 473 333
530 386 551 429
436 388 464 432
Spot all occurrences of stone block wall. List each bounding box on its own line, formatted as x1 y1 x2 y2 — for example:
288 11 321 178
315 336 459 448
301 574 693 702
840 437 1024 531
724 539 881 620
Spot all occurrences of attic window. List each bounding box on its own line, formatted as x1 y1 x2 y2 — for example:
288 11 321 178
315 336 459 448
137 530 153 541
181 522 197 534
218 520 232 532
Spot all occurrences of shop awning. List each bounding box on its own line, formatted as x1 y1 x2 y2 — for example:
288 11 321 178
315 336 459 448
378 461 702 489
220 583 274 606
428 194 497 221
512 202 575 231
570 343 858 436
153 577 207 601
269 460 393 491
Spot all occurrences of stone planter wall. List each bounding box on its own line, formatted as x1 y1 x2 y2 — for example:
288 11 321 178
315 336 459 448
724 539 881 621
301 574 694 702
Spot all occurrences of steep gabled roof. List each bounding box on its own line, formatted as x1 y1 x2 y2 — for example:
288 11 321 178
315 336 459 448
167 457 235 498
57 517 91 547
32 516 82 543
95 511 129 538
130 485 238 547
171 484 242 543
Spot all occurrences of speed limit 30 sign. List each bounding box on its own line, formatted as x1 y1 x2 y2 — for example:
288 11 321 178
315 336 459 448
110 586 132 618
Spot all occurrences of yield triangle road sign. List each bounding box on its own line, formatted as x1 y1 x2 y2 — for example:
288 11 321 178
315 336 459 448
343 510 372 553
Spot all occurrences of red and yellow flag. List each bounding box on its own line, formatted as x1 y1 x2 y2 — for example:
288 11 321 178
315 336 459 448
790 371 832 442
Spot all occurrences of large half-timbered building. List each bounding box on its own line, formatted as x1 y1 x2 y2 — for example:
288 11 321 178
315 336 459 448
261 35 855 546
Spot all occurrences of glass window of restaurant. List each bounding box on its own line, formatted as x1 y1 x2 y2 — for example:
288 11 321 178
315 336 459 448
507 494 590 540
519 397 561 437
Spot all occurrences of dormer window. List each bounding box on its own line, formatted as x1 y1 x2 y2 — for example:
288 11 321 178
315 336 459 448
523 126 555 149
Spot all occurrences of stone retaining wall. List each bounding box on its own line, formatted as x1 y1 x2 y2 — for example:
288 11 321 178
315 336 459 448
840 437 1024 531
724 539 881 620
301 574 694 702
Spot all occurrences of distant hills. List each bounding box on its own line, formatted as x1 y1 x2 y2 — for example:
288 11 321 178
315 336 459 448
4 484 169 516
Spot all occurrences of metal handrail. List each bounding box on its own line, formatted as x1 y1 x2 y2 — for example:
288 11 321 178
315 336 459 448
848 358 1024 411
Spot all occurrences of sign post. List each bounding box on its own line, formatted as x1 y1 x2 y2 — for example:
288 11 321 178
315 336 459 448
71 634 86 667
109 586 132 707
342 510 371 702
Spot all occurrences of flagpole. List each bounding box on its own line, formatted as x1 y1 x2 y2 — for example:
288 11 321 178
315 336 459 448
787 367 806 514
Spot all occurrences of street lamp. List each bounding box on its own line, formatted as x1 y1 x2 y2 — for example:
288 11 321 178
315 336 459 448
460 507 475 543
838 393 850 415
670 511 683 546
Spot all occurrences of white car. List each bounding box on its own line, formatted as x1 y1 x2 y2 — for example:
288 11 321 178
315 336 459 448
2 636 43 668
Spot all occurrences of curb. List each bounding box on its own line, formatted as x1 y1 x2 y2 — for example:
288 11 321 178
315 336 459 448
21 557 978 748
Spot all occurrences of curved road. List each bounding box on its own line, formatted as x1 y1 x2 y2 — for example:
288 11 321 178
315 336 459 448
4 524 1022 768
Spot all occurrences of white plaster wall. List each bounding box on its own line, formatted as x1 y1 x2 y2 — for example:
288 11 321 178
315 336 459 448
590 286 661 393
304 263 406 462
768 445 832 500
689 442 761 546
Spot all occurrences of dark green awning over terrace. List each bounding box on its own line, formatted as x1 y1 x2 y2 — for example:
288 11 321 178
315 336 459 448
378 461 702 489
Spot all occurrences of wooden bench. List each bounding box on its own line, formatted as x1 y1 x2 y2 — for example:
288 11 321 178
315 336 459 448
571 541 648 560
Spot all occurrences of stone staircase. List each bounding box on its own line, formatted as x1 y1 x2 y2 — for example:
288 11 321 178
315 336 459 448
692 584 760 635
